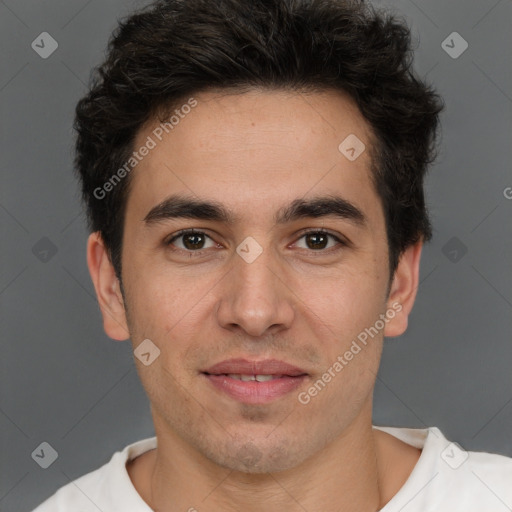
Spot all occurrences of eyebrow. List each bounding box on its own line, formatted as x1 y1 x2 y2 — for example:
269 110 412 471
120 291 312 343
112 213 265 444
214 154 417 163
143 193 366 227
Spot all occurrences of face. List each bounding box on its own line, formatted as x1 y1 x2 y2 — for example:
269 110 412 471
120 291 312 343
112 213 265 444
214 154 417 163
89 89 420 473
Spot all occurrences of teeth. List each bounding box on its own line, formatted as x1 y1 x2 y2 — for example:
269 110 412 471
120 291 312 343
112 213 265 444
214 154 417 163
255 374 277 382
226 374 282 382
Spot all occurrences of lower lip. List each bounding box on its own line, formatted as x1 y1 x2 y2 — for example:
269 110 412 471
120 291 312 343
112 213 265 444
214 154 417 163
203 374 308 404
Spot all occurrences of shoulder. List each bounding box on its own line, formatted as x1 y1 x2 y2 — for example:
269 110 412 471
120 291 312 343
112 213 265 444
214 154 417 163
31 437 157 512
436 445 512 510
456 447 512 500
376 426 512 511
31 464 110 512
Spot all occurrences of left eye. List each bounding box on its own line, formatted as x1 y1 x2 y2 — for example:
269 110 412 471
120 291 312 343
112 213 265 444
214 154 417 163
294 231 342 251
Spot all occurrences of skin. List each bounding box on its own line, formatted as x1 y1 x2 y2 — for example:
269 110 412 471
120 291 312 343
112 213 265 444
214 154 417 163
87 89 423 511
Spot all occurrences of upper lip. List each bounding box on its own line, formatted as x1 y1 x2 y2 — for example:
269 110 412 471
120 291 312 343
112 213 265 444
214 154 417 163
203 358 308 377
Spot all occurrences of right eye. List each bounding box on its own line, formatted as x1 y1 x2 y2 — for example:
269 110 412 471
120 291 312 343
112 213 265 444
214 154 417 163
165 229 218 255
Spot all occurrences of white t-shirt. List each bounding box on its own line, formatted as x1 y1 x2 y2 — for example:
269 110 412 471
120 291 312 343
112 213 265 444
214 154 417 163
33 426 512 511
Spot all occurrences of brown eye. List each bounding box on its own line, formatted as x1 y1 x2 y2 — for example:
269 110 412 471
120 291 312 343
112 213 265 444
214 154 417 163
181 233 206 250
295 230 343 252
305 232 329 250
167 230 215 252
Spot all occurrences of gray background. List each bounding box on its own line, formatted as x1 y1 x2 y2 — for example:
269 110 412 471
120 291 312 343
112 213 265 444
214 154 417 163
1 0 511 510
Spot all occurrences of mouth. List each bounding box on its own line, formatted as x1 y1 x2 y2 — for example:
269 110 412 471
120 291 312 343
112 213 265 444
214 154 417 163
201 358 309 404
217 373 288 382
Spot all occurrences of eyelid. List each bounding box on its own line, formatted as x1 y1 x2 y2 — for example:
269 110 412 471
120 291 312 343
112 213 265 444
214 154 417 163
165 228 216 246
292 227 348 245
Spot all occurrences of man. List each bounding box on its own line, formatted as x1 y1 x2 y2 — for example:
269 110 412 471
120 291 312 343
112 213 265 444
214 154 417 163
33 0 512 510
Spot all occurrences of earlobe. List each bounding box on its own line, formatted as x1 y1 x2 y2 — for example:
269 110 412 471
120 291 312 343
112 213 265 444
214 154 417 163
86 232 130 341
384 241 423 338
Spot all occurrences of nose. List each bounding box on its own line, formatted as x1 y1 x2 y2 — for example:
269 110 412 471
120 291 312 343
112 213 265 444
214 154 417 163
216 243 295 338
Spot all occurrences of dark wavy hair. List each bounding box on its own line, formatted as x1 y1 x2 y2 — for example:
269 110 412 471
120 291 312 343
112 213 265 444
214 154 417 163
74 0 443 280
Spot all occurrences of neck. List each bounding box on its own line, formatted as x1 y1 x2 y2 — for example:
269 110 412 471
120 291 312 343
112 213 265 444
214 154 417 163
131 411 401 512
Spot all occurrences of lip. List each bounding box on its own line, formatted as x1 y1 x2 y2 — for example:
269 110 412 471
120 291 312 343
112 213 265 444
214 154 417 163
203 358 307 376
202 358 309 404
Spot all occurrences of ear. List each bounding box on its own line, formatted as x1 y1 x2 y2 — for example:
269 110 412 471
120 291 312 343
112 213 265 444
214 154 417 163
384 240 423 338
86 232 130 341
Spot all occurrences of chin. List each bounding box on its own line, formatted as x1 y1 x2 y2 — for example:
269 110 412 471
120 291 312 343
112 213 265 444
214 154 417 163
206 437 309 474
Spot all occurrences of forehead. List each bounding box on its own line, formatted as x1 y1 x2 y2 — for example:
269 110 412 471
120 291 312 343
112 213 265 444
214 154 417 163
126 89 379 224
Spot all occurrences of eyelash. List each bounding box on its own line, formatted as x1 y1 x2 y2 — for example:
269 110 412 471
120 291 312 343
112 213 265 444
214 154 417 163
165 228 346 257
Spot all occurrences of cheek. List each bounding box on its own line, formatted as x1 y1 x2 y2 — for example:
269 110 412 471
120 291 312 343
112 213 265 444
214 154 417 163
123 264 225 379
123 256 211 332
308 274 385 394
305 267 386 338
125 274 205 401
